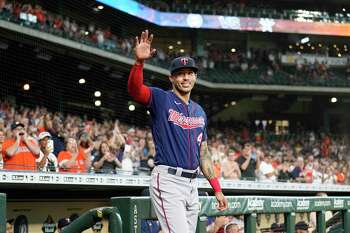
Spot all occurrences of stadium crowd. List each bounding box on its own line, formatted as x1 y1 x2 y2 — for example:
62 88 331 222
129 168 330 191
0 0 348 87
138 0 350 24
0 101 349 186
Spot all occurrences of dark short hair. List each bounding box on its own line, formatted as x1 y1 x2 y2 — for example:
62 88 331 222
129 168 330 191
6 218 14 224
295 221 308 230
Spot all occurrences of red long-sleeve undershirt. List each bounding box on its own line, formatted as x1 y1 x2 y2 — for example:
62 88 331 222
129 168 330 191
128 63 151 105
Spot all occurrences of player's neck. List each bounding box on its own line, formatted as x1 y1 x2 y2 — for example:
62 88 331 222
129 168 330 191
172 89 191 104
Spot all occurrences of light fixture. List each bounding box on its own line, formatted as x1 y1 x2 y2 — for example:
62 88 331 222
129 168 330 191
23 84 30 91
231 48 236 53
338 53 342 57
79 78 86 84
97 5 104 10
300 37 310 44
331 97 338 103
180 49 185 53
288 45 293 49
95 100 101 106
318 43 322 47
94 91 101 97
300 45 304 50
129 104 135 111
168 45 173 50
146 110 150 115
177 41 182 45
231 101 236 106
85 31 89 35
333 44 337 48
311 46 315 50
343 8 346 12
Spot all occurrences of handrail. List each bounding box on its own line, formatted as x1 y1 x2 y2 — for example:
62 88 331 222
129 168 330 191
61 207 122 233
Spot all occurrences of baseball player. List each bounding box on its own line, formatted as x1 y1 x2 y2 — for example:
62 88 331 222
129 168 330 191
128 30 228 233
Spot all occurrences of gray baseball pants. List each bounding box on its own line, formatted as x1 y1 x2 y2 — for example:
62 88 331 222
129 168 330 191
150 165 200 233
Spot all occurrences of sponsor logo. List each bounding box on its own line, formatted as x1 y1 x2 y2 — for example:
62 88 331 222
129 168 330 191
11 175 24 181
271 200 293 209
64 176 75 182
39 176 51 182
211 201 241 210
180 58 189 65
85 178 98 183
133 205 138 233
229 201 241 209
248 199 265 211
314 200 332 207
168 109 205 129
334 199 344 208
297 199 310 210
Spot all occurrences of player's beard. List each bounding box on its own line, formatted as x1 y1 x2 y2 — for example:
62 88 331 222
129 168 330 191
174 83 192 96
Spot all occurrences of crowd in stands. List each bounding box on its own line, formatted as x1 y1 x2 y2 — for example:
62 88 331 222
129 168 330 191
0 101 349 186
1 0 350 87
138 0 350 24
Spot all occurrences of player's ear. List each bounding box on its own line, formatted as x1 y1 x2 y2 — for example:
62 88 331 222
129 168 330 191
169 75 174 84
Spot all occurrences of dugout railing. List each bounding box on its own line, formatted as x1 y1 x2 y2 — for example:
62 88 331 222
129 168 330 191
112 196 350 233
60 207 123 233
0 193 6 233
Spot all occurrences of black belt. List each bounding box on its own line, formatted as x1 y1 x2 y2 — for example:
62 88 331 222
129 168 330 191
167 167 198 179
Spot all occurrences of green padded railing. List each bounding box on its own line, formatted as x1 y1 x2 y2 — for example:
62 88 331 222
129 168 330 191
0 193 6 233
61 207 122 233
111 196 350 233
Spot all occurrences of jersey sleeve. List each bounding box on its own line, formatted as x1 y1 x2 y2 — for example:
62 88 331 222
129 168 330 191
201 110 208 142
148 87 167 113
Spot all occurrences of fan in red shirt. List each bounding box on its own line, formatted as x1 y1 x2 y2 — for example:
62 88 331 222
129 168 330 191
2 122 40 171
58 137 90 173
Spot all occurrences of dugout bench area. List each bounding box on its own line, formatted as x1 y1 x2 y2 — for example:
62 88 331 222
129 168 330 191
1 194 350 233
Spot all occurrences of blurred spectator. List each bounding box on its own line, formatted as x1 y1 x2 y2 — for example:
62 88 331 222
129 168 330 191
92 141 121 173
42 116 65 156
58 138 90 173
295 221 309 233
0 129 5 169
57 217 70 233
277 161 292 182
221 149 241 180
41 215 56 233
6 219 14 233
37 131 58 172
236 142 260 180
223 223 241 233
291 156 304 181
78 132 94 162
2 122 40 170
91 222 103 233
257 151 276 182
210 216 230 233
270 223 284 233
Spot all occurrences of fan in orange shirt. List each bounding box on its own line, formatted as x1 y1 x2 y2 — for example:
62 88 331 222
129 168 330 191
58 137 90 173
2 122 40 171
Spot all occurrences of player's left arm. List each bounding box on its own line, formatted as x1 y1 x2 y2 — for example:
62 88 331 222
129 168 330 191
200 141 228 211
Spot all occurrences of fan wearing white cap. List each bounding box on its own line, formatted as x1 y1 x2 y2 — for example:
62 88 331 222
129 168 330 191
36 131 58 172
